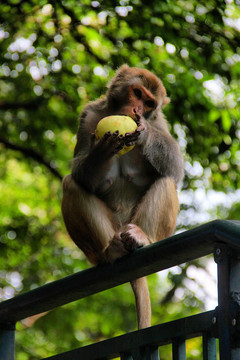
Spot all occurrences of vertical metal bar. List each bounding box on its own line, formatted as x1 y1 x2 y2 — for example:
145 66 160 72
145 345 160 360
231 349 240 359
130 348 141 360
214 245 240 360
202 332 217 360
0 324 15 360
229 258 240 359
172 338 186 360
124 346 159 360
121 353 133 360
214 244 231 360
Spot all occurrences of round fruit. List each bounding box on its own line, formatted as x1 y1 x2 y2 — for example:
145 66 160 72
95 115 137 156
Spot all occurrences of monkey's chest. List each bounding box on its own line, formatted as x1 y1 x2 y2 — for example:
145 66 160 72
99 154 153 189
96 151 157 212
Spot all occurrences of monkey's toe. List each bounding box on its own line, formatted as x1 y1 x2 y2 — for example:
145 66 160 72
120 224 149 252
120 231 143 252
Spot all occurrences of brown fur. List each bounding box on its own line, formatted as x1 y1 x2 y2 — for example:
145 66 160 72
62 65 184 329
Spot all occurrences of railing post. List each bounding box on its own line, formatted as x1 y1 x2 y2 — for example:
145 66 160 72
121 353 133 360
145 345 159 360
202 333 217 360
172 337 186 360
214 244 240 360
0 323 15 360
229 258 240 358
122 346 159 360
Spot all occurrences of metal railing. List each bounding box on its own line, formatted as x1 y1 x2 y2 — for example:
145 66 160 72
1 220 240 359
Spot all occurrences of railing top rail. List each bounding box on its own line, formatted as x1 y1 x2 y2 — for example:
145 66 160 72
0 219 240 325
42 310 215 360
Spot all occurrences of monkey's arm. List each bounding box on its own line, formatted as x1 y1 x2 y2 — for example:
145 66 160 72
126 118 184 185
142 121 184 184
72 124 124 193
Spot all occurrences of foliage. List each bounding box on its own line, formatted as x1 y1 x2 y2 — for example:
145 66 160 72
0 0 239 359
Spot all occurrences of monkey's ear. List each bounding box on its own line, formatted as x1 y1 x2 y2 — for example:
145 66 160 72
163 97 170 107
114 64 130 78
107 64 130 89
118 64 130 72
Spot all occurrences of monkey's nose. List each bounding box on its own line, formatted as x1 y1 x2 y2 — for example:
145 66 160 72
133 107 142 120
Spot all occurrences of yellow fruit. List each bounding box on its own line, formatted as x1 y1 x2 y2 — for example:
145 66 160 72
95 115 137 156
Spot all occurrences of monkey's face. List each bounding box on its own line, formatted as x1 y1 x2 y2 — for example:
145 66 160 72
107 66 169 121
113 82 157 121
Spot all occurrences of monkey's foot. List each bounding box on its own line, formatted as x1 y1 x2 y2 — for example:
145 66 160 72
104 233 129 263
120 224 149 252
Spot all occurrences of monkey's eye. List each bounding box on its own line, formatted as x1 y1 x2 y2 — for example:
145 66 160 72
145 100 155 108
133 88 142 99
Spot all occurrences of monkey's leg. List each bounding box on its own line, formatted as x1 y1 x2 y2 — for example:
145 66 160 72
122 176 179 248
62 174 128 264
122 176 179 329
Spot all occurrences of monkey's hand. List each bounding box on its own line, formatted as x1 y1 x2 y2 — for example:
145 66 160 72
93 130 125 158
73 131 125 192
123 120 146 147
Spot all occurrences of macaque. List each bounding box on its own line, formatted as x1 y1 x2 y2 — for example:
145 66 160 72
61 65 184 329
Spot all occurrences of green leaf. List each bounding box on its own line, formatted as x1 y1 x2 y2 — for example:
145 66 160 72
221 109 232 132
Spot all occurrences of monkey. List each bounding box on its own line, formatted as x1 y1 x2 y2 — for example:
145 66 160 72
61 64 184 330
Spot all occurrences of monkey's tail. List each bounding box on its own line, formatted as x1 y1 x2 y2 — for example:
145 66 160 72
130 277 151 329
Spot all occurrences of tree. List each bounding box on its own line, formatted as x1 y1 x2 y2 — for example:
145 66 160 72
0 0 239 358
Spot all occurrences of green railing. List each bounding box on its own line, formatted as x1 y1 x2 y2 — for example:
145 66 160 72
1 220 240 359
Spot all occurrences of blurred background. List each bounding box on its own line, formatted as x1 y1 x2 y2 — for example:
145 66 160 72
0 0 239 358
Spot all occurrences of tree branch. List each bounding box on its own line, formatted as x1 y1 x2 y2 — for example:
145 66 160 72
56 1 107 65
0 99 46 110
0 137 63 181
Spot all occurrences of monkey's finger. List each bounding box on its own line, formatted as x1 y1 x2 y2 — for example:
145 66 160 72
124 140 138 147
101 131 112 140
97 132 111 148
120 232 129 242
97 131 125 156
108 142 124 156
125 131 140 139
104 131 122 143
115 135 125 146
123 132 140 144
108 133 124 146
120 231 134 241
137 123 146 132
96 132 118 153
121 233 138 252
124 132 138 140
101 131 123 143
115 143 124 153
124 141 136 147
124 135 138 143
102 132 120 147
105 136 124 154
